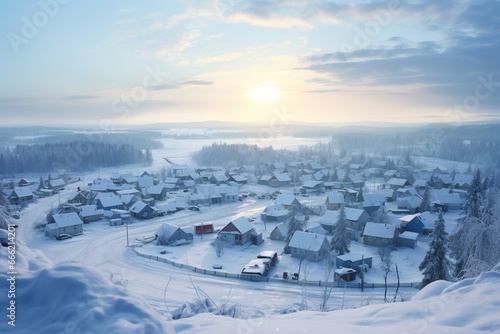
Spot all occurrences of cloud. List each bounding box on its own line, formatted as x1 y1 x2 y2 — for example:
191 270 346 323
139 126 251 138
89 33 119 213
195 52 243 64
63 95 101 101
148 79 214 91
302 1 500 109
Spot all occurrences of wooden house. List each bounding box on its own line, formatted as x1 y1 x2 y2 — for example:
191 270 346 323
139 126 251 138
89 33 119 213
9 187 34 205
45 212 83 237
289 231 329 262
261 204 291 223
218 217 262 246
156 223 193 246
129 201 155 220
325 192 345 211
270 222 288 241
362 222 397 247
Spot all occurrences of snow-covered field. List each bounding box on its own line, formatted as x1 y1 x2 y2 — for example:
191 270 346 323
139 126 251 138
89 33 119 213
1 133 498 333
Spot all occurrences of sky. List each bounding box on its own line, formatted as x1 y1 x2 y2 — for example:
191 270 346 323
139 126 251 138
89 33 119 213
0 0 499 127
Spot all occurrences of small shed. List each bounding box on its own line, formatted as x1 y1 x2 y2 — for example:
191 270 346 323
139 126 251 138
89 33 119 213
397 231 419 248
334 268 357 282
129 201 155 220
270 221 288 241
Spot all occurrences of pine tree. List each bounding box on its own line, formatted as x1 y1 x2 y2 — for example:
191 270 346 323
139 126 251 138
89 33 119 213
356 188 364 203
283 211 303 254
452 169 486 279
419 185 431 213
419 212 452 288
330 205 351 255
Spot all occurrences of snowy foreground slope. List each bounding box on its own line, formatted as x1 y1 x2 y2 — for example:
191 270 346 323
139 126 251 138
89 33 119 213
1 243 500 333
174 273 500 334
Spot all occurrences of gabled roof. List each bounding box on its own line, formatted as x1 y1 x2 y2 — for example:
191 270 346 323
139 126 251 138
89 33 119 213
326 192 345 205
156 223 186 239
399 211 435 229
130 201 151 214
289 231 327 252
388 178 409 186
319 208 367 225
363 193 386 203
272 173 291 182
272 221 289 236
302 180 324 188
363 222 396 239
223 217 254 234
80 205 104 217
211 173 228 182
49 178 65 187
138 176 155 188
11 187 33 198
230 174 247 182
432 192 462 205
262 204 289 217
275 194 299 206
53 212 83 228
147 184 165 195
399 195 422 208
98 195 123 208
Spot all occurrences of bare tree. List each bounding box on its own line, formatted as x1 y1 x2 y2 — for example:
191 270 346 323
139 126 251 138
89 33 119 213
211 238 226 257
377 246 392 272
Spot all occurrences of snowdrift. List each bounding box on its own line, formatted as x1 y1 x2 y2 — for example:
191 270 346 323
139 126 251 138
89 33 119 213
173 272 500 334
0 243 173 334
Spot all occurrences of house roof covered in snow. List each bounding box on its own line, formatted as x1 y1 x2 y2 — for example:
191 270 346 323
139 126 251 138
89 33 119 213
223 217 254 235
53 212 83 228
326 193 345 205
363 222 396 239
289 231 326 252
130 201 150 213
275 194 299 206
11 187 33 198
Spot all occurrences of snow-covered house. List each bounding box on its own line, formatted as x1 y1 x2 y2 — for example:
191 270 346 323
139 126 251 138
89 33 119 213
269 173 292 188
431 192 462 211
210 172 229 185
96 195 125 211
289 231 330 262
79 205 104 223
300 180 325 195
261 204 291 223
397 195 423 214
376 188 397 202
275 194 302 211
9 187 34 205
397 231 419 248
144 184 167 201
45 212 83 237
48 178 66 191
318 208 370 232
138 175 155 189
120 194 140 209
433 175 453 189
452 174 473 190
68 191 89 205
325 192 345 211
362 223 398 247
344 174 365 188
129 201 156 220
218 217 262 246
388 178 410 190
229 174 247 184
156 223 193 246
270 221 289 241
399 211 435 235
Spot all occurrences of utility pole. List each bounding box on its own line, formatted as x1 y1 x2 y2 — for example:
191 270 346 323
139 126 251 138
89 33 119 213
126 221 129 247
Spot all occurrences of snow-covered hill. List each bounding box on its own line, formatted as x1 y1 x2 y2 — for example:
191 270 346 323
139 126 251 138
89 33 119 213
1 242 499 333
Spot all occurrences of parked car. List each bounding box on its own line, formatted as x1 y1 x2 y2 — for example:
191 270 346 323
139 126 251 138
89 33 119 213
55 234 73 240
257 251 278 267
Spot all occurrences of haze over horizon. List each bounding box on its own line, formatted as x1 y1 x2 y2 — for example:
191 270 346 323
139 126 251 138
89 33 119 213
1 0 499 127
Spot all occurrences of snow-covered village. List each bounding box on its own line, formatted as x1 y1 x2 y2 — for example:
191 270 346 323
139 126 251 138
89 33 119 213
1 124 500 333
2 1 500 333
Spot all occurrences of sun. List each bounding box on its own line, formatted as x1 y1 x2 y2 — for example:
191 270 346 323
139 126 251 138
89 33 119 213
248 84 279 104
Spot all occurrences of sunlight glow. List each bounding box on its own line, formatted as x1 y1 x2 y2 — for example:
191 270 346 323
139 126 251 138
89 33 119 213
248 84 279 104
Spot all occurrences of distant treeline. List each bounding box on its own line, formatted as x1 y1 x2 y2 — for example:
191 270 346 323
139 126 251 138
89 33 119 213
0 141 153 174
30 132 163 150
191 143 287 168
333 124 500 167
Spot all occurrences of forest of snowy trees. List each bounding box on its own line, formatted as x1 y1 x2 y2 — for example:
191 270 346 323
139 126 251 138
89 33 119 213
0 141 153 174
